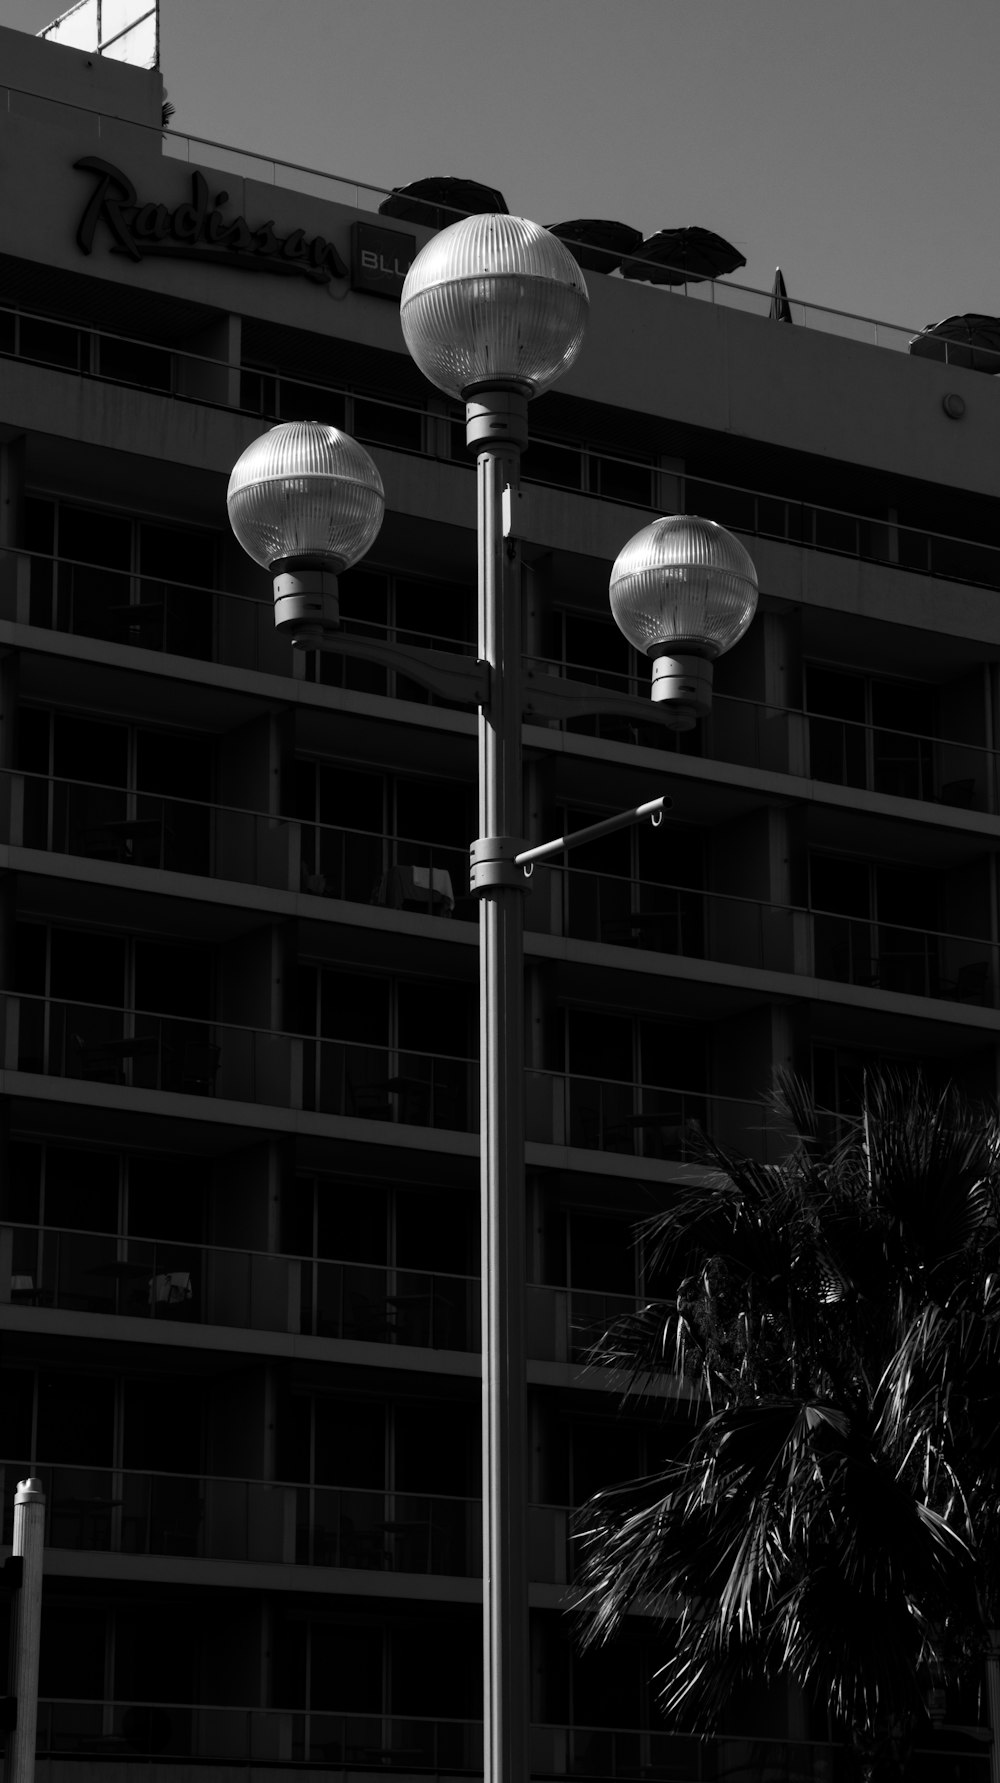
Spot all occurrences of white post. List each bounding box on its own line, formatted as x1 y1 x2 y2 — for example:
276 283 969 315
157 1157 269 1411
5 1478 45 1783
986 1637 1000 1783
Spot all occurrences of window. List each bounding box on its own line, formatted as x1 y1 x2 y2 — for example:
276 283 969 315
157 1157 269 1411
809 854 944 996
17 707 213 872
564 806 705 953
806 663 936 800
297 966 476 1130
24 496 218 659
290 759 473 911
561 1008 707 1158
12 923 216 1090
313 565 477 701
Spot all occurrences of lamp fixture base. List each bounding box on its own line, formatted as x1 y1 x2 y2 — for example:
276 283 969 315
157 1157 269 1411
465 391 529 453
272 567 340 640
650 653 713 730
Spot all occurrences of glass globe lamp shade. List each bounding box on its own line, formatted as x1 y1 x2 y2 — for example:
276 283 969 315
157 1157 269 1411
227 422 385 573
609 515 758 659
399 214 589 400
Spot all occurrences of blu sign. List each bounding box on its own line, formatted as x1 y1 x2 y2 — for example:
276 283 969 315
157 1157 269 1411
351 223 416 300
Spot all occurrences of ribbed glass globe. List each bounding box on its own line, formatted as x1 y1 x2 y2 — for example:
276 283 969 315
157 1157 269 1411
399 214 589 399
609 516 758 658
227 423 385 571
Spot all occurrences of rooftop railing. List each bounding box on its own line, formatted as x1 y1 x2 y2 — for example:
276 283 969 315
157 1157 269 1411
3 80 982 367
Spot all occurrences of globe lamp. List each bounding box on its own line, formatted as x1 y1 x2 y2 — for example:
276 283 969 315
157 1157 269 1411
400 214 588 449
227 422 385 640
609 515 759 728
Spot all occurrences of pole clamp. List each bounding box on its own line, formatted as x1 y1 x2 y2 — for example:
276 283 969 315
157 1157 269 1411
469 836 531 894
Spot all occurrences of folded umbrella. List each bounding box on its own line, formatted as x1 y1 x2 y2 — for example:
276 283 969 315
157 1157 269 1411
770 266 793 323
622 226 746 286
546 219 643 275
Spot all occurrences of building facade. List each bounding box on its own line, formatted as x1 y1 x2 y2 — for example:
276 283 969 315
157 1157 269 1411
2 23 1000 1782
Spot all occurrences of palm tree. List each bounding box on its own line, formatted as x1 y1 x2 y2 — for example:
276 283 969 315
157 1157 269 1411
573 1072 1000 1781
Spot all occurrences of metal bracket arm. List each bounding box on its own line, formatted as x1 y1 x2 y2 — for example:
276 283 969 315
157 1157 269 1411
514 796 670 873
522 661 671 725
303 631 491 707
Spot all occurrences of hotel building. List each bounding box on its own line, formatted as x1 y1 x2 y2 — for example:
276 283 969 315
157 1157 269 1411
1 21 999 1781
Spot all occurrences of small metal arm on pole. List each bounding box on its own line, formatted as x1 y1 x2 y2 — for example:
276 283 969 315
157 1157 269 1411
301 631 491 707
513 795 671 875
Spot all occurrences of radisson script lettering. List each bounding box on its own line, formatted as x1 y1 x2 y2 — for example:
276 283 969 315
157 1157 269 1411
74 157 349 284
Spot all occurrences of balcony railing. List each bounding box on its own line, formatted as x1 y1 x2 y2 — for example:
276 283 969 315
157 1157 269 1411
29 1698 988 1778
2 764 473 911
811 907 997 1003
4 540 998 808
9 770 995 1010
547 861 999 1009
525 1071 783 1163
34 1698 484 1770
0 1220 656 1374
2 991 478 1131
0 1220 480 1348
0 1458 495 1578
537 653 999 809
7 276 1000 597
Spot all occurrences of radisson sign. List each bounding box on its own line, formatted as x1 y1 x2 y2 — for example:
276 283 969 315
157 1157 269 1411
74 156 350 284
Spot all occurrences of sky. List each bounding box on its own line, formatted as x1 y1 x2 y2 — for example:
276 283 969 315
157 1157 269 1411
4 0 999 334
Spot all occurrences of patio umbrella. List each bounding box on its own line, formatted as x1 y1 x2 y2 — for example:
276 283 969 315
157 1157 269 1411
621 227 746 286
908 314 1000 375
378 176 507 231
546 219 643 275
770 266 793 323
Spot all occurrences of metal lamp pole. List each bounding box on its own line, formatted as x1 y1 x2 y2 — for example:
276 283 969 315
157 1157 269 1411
468 392 531 1783
228 216 757 1783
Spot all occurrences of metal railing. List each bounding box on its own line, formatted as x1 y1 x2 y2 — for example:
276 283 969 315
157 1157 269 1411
0 1458 494 1577
5 286 1000 595
1 991 479 1131
29 1697 988 1777
1 765 473 911
540 651 999 806
525 1070 781 1163
0 1220 480 1347
4 77 983 366
546 859 999 1007
7 769 996 1007
1 1219 657 1369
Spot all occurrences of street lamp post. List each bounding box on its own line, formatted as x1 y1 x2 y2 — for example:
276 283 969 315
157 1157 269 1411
398 215 589 1783
227 215 758 1783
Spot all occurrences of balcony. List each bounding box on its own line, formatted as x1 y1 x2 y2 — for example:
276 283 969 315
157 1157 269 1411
5 539 997 812
0 1221 479 1349
27 1701 987 1779
34 1700 484 1772
7 293 1000 604
0 1218 664 1383
0 1458 495 1578
2 992 479 1131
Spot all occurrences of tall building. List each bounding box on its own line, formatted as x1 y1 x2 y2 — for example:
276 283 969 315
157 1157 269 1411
2 22 999 1781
